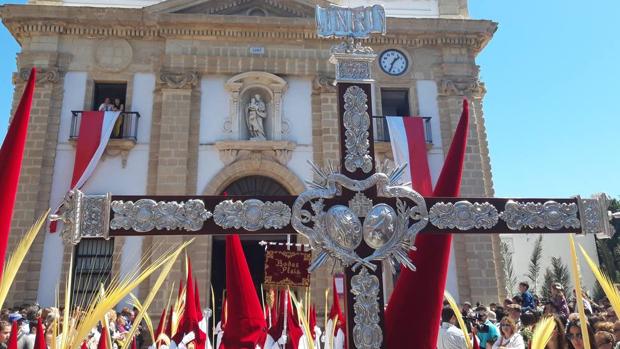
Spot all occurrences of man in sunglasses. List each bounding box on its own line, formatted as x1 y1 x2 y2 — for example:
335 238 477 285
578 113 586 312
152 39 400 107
473 307 499 349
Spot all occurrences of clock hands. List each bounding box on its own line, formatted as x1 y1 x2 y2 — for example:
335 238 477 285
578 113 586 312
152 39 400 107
389 56 402 74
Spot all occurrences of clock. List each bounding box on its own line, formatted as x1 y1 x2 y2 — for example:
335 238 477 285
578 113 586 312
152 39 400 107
379 49 409 76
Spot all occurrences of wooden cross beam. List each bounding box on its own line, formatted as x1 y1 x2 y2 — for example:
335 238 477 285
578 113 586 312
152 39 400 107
50 5 616 349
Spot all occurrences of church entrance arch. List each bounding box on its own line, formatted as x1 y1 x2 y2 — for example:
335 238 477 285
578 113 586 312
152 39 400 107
210 175 293 323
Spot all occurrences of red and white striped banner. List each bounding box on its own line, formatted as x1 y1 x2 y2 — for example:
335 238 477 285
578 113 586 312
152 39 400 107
51 111 120 232
385 116 432 195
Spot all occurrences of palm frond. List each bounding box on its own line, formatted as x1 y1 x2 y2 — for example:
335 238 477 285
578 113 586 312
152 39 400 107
122 251 180 349
568 235 591 349
290 290 315 349
69 239 193 349
0 209 49 307
129 293 155 344
443 290 473 349
530 316 556 349
579 243 620 321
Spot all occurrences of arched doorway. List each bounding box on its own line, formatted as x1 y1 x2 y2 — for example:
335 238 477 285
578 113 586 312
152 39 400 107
211 176 292 323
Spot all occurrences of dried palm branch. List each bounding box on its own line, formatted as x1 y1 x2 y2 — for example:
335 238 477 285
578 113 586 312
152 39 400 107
530 316 556 349
0 209 49 307
69 239 193 349
129 293 155 344
443 290 473 349
568 234 591 349
579 243 620 321
290 290 315 349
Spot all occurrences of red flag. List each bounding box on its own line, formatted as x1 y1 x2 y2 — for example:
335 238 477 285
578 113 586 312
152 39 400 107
329 278 345 335
385 100 470 349
0 67 35 275
7 321 18 349
220 235 267 349
98 327 108 349
309 305 317 340
473 333 481 349
165 306 174 339
130 338 137 349
153 307 167 346
80 341 88 349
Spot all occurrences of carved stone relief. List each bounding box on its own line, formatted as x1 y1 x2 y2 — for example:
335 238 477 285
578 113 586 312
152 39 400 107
214 140 296 166
18 68 60 84
159 71 199 89
94 39 133 72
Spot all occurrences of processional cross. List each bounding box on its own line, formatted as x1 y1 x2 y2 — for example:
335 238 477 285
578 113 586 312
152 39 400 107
52 4 616 349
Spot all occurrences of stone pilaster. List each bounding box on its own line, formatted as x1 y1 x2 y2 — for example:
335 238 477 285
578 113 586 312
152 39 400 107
6 53 67 306
436 55 501 304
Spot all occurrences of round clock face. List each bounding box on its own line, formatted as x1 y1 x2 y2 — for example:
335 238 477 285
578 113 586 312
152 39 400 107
379 49 409 76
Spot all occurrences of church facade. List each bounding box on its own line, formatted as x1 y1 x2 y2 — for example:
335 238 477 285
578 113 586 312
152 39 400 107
1 0 501 312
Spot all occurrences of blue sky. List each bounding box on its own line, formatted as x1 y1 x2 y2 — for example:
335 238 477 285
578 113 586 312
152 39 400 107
0 0 618 199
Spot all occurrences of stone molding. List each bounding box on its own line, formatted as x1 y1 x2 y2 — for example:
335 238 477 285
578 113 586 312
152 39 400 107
214 140 296 166
312 75 336 93
68 138 136 169
158 71 199 89
438 77 486 97
202 158 305 195
17 67 60 84
0 5 497 53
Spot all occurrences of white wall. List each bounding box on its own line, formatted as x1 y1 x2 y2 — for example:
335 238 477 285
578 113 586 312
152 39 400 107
501 233 601 296
37 72 154 306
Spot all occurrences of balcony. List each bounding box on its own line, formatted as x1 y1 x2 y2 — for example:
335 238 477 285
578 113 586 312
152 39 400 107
69 111 141 168
373 116 433 144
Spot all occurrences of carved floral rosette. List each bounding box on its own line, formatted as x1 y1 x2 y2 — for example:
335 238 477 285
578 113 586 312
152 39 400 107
213 199 291 231
110 199 212 232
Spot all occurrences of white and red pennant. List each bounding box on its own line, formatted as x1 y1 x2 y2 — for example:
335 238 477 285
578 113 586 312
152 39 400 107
51 111 121 231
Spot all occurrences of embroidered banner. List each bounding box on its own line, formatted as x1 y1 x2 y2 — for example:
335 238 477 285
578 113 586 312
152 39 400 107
264 245 311 288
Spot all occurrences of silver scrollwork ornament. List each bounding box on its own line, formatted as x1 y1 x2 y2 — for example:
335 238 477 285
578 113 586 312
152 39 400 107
110 199 212 232
343 86 373 173
500 200 580 231
351 268 383 349
429 201 499 230
213 199 291 231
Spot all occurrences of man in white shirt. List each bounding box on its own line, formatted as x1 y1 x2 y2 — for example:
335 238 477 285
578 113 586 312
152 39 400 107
437 307 469 349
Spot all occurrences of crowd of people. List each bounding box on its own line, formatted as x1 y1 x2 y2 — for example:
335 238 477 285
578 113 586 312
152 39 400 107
439 281 620 349
0 305 143 349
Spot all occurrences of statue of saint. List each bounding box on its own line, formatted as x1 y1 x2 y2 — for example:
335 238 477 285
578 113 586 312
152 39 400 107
246 94 267 140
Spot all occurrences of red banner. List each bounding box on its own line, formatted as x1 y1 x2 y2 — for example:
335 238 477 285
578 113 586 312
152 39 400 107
264 246 311 288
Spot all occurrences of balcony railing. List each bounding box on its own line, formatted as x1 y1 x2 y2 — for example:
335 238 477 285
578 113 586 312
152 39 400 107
373 116 432 144
70 111 141 141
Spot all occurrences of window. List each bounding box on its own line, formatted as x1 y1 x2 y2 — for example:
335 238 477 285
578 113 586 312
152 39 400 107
72 238 115 307
93 82 127 111
377 89 410 141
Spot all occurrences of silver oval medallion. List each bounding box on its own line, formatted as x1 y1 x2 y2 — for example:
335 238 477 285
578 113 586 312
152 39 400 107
325 205 363 250
363 203 397 249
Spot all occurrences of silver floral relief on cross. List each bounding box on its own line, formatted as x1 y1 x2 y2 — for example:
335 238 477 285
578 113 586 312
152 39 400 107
343 86 373 173
349 192 373 217
499 200 580 231
351 268 383 349
110 199 212 232
429 201 499 230
213 199 291 231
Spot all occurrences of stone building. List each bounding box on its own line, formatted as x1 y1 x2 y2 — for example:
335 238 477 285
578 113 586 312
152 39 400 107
0 0 501 314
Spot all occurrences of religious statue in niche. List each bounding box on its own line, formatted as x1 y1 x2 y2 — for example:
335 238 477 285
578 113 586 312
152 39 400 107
246 94 267 140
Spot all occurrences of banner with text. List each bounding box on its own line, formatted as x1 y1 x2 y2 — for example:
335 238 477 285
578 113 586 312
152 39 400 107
264 245 311 288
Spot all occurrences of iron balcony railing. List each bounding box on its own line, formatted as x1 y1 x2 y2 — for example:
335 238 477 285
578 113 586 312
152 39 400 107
70 111 140 141
373 116 432 144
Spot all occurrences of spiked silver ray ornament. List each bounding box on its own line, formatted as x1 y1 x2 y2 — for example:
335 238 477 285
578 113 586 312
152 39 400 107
291 161 428 273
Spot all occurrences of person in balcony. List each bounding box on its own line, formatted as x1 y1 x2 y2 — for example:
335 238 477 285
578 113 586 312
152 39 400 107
98 97 114 111
111 98 125 138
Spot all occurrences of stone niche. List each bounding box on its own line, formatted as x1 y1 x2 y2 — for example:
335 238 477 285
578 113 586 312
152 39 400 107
217 71 295 166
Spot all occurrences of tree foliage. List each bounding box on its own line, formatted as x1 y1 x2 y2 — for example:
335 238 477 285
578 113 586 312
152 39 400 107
527 235 544 295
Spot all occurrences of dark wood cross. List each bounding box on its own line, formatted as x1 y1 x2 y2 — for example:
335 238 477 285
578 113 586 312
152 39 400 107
51 4 615 349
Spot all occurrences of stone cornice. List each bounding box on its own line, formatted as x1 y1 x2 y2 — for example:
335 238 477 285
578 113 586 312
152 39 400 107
0 4 497 53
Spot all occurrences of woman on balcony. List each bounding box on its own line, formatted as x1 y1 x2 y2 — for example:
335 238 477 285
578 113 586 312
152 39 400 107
112 98 125 138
